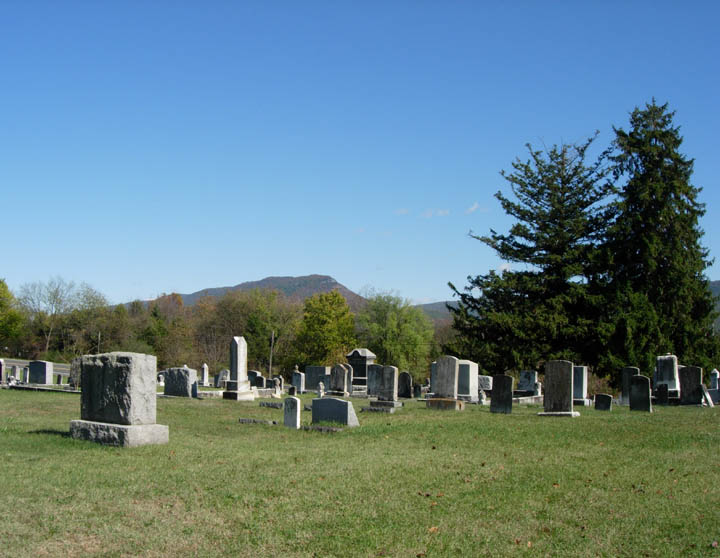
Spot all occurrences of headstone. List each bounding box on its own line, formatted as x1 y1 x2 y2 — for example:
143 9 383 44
214 369 229 388
594 393 612 411
69 358 81 389
573 366 588 400
655 384 669 405
621 367 639 405
56 374 63 385
29 360 54 384
200 363 210 387
478 375 493 392
431 356 459 399
701 385 715 408
284 396 301 429
0 359 4 383
458 360 479 403
377 366 399 402
398 371 413 398
490 374 513 414
710 369 719 390
430 361 437 391
272 378 282 398
305 366 331 390
656 355 680 397
329 364 349 396
223 336 254 401
679 366 703 405
518 370 537 392
247 370 260 385
311 397 359 427
630 374 652 412
69 352 169 447
255 376 267 389
23 367 30 383
272 375 285 391
413 384 422 398
291 366 305 394
367 364 383 397
317 381 325 398
288 386 297 396
10 365 20 384
164 367 197 397
538 360 579 417
346 348 376 387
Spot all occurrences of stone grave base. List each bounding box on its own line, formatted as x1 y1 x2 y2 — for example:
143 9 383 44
573 398 593 407
426 398 465 411
537 411 580 418
458 395 479 403
512 395 543 405
326 391 350 398
70 420 169 447
259 401 283 409
362 400 403 413
223 390 256 401
196 390 223 399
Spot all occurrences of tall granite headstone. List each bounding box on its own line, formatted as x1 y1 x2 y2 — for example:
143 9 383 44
431 356 459 399
538 360 579 417
29 360 54 384
656 355 680 397
490 374 513 414
200 363 210 387
458 360 479 403
621 366 639 405
679 366 703 405
398 371 413 398
573 366 588 400
284 396 301 429
70 352 169 447
223 336 254 401
630 374 652 412
377 366 399 402
367 363 383 397
329 364 350 396
292 366 305 394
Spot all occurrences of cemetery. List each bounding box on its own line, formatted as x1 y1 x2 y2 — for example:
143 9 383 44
1 338 719 557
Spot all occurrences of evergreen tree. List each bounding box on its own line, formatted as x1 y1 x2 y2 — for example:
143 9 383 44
600 100 719 372
448 135 612 373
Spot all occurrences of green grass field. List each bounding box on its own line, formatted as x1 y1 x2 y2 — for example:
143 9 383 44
1 389 719 557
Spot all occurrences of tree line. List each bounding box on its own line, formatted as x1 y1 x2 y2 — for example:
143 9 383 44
446 100 719 384
0 279 437 381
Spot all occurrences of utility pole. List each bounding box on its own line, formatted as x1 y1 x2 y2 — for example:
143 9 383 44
268 330 275 378
97 332 101 353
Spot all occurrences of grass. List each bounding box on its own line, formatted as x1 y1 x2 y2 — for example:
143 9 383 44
1 390 719 557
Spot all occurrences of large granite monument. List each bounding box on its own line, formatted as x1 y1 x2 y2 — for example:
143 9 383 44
223 336 254 401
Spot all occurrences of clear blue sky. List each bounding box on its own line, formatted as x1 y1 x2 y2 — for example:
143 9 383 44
2 1 719 305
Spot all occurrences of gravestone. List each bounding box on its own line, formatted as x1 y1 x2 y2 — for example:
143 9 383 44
29 360 54 384
431 356 459 399
272 375 285 391
478 375 493 392
656 355 680 397
69 358 81 389
701 385 715 407
164 367 197 397
594 393 612 411
23 367 30 383
305 366 331 390
366 364 383 397
70 352 169 447
329 364 350 396
413 384 422 398
311 397 359 427
364 366 403 412
655 384 669 406
0 359 4 383
573 366 589 402
490 374 513 414
200 363 210 387
248 370 260 385
292 366 305 394
679 366 703 405
214 369 229 388
398 371 413 398
538 360 579 417
621 367 639 405
630 374 652 412
10 365 20 383
430 361 437 392
346 348 376 387
518 370 537 392
458 360 479 403
288 386 297 396
317 381 325 398
284 396 301 429
709 369 720 404
255 376 267 389
223 336 254 401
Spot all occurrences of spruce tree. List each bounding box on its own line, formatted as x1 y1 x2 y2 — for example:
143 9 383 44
448 135 612 373
601 100 719 372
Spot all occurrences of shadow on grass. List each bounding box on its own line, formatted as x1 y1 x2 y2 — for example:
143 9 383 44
30 429 72 439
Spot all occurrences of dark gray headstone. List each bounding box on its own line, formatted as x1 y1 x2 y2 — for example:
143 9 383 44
710 369 719 391
398 371 413 398
311 397 359 427
164 367 197 397
292 369 305 393
29 360 54 384
518 370 537 392
630 374 652 412
679 366 703 405
490 374 513 414
288 386 297 396
621 367 639 405
432 356 459 399
346 348 376 384
305 366 331 390
330 364 349 395
214 369 229 388
573 366 588 400
655 384 669 405
539 360 578 417
367 364 383 397
413 384 422 398
656 355 679 394
594 393 612 411
377 366 399 402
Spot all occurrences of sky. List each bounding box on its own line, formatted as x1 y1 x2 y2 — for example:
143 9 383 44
2 1 720 305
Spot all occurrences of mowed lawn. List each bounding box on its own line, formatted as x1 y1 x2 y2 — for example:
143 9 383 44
1 389 719 558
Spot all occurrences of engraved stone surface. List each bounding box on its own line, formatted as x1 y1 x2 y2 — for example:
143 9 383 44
377 366 399 402
367 364 383 397
200 363 210 386
656 355 680 394
398 371 413 398
305 366 331 390
458 360 479 402
538 360 579 417
432 356 459 399
164 367 197 397
573 366 588 400
518 370 537 392
284 396 301 429
29 360 54 384
70 420 168 447
594 393 612 411
478 375 493 391
330 364 350 395
630 374 652 412
490 374 513 414
656 384 669 405
311 397 359 427
679 366 703 405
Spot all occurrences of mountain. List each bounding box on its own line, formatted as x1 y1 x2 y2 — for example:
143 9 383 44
415 300 457 323
178 275 367 311
711 280 720 329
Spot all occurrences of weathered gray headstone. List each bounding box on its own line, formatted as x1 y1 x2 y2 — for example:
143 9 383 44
367 364 383 397
255 375 267 389
621 367 639 405
430 361 437 392
458 360 479 402
630 374 652 412
29 360 54 384
710 369 719 390
573 366 588 400
656 384 669 405
413 384 422 398
288 386 297 396
23 367 30 383
284 396 301 429
432 356 459 399
223 336 254 400
377 366 399 402
311 397 359 427
656 355 680 396
305 366 331 390
248 370 260 385
594 393 612 411
272 375 284 391
679 366 703 405
490 374 513 414
478 375 493 392
518 370 537 392
214 369 229 388
164 367 197 397
398 371 413 398
346 348 376 387
329 364 349 396
70 352 168 447
292 367 305 394
200 363 210 387
317 381 325 398
538 360 579 417
69 358 81 389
